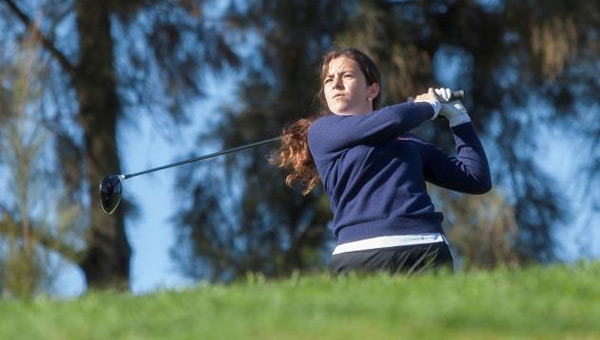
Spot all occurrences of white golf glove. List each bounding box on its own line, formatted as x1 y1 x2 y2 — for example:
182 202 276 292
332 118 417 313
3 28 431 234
434 88 471 127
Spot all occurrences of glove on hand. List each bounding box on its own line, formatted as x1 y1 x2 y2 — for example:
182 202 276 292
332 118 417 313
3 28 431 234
434 88 471 127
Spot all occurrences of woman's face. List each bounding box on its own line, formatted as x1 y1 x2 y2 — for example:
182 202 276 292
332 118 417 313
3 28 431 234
323 56 379 115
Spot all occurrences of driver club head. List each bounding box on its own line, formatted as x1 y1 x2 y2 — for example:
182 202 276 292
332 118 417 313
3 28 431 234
100 174 124 214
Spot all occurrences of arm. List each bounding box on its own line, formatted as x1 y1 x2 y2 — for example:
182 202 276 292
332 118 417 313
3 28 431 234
422 123 492 194
308 102 434 156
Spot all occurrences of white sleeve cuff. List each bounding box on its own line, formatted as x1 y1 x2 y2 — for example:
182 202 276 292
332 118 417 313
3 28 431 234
449 113 471 127
424 100 441 120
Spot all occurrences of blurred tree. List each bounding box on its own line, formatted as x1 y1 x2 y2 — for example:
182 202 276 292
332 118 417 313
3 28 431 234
173 0 600 278
0 0 238 290
431 186 521 270
0 49 48 298
0 29 77 298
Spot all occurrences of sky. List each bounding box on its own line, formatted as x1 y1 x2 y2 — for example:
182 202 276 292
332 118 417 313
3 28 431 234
536 125 600 261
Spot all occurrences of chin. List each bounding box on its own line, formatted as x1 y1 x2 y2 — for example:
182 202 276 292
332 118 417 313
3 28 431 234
331 106 351 115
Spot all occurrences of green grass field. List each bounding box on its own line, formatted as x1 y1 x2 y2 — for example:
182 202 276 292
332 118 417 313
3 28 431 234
1 262 600 339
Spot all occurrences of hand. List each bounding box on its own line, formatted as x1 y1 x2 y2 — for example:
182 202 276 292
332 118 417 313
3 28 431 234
434 87 462 103
435 88 471 127
414 88 440 103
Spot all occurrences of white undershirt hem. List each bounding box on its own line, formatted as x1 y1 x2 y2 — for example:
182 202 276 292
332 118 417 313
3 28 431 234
332 233 446 255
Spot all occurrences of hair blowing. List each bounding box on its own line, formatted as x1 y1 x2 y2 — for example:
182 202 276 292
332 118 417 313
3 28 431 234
271 48 381 195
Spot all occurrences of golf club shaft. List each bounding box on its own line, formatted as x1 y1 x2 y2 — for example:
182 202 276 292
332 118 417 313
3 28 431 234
123 136 282 180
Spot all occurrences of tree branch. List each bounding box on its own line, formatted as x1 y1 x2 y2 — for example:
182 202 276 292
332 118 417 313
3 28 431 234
2 0 77 78
0 214 84 265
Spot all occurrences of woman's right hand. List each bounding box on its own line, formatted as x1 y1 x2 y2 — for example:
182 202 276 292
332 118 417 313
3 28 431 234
414 88 440 103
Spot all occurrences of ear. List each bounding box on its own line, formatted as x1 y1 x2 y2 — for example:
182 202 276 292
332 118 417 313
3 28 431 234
367 83 380 100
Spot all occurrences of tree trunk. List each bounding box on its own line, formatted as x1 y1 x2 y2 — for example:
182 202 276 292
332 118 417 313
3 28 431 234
74 0 131 290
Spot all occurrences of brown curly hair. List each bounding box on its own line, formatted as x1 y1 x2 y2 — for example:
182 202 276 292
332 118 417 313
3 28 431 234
271 47 381 195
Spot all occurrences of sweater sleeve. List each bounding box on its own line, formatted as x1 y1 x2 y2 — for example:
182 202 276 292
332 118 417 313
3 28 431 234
308 102 434 157
421 122 492 194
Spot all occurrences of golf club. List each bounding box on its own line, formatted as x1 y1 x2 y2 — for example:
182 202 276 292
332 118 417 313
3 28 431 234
100 136 282 214
99 90 465 214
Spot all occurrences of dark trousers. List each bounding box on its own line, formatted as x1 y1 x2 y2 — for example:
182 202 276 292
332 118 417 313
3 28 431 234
329 242 454 276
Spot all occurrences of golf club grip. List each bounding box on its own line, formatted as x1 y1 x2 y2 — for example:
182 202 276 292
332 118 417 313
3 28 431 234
446 90 465 102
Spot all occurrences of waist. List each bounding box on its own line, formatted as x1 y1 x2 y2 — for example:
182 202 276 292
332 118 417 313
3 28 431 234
332 233 446 255
335 216 444 244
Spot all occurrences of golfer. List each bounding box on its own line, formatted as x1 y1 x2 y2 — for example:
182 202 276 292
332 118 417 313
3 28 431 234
273 47 491 275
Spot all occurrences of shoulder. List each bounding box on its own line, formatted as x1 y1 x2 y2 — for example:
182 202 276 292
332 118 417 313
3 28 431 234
308 114 334 134
311 113 337 125
307 113 336 144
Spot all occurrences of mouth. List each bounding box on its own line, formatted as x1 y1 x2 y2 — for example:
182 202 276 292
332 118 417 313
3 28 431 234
333 93 345 99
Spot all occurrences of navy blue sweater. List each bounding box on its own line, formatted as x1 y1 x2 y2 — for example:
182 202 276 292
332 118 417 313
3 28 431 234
307 102 492 245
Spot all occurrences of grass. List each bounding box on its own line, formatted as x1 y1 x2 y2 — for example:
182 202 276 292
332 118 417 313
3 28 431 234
1 262 600 339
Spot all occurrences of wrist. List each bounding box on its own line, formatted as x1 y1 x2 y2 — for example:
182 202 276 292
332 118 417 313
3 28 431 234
424 99 441 120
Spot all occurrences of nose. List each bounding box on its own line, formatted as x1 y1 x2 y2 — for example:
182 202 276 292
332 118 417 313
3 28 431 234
333 75 344 89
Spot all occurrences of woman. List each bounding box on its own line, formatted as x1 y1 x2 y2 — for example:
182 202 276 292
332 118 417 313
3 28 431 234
273 47 491 275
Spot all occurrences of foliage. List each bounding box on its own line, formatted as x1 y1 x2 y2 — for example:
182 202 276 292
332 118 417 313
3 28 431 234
1 262 600 339
431 187 521 269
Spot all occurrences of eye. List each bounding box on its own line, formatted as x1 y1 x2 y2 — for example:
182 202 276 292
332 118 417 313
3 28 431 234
343 73 354 79
324 78 333 84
